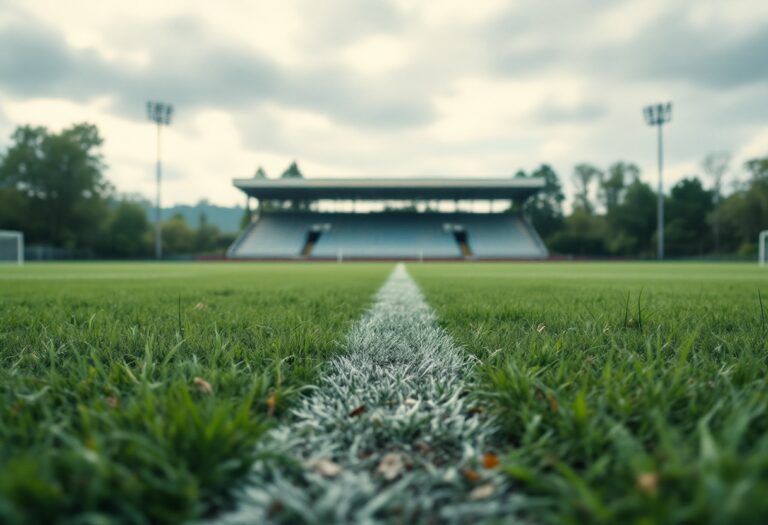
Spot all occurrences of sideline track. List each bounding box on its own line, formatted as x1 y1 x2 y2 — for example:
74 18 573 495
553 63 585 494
213 263 527 524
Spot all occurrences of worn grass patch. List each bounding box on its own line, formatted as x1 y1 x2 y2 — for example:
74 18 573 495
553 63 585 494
411 262 768 524
0 262 390 524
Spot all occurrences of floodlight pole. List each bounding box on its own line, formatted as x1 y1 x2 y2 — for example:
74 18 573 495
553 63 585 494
155 123 162 259
656 122 664 260
644 102 672 260
146 101 173 260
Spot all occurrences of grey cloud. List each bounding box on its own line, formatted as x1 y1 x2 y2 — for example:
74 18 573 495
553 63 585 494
0 13 433 129
627 15 768 88
0 25 115 100
486 1 768 89
299 0 405 48
532 101 607 124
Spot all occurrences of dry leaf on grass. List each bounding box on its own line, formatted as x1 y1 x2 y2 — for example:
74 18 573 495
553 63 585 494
349 405 366 417
636 472 659 494
105 396 119 409
377 453 406 481
266 393 277 417
193 377 213 394
546 392 559 413
309 458 342 477
482 452 500 469
536 323 546 333
469 482 496 500
194 302 206 310
463 469 481 482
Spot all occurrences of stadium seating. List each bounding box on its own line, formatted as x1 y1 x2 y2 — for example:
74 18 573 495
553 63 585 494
228 211 548 259
227 213 309 257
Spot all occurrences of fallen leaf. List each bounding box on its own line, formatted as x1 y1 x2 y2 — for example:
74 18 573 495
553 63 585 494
546 392 559 413
636 472 659 495
377 453 406 481
536 323 546 333
194 302 206 310
105 396 119 409
310 458 342 477
463 469 481 482
482 452 500 469
266 393 277 417
193 377 213 394
469 482 496 500
403 398 418 407
349 405 366 417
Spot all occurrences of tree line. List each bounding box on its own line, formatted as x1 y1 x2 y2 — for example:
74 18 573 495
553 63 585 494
0 123 237 257
517 155 768 257
0 122 766 258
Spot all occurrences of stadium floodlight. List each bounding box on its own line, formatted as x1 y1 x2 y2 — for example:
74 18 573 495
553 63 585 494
644 102 672 260
146 101 174 259
0 230 24 265
760 230 768 267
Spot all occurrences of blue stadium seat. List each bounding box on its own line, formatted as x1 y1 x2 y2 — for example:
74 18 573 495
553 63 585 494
228 211 548 259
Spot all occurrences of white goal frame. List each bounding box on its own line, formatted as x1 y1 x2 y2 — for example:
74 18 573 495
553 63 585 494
760 230 768 267
0 230 24 265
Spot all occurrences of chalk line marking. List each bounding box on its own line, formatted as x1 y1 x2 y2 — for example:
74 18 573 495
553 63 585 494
213 263 527 524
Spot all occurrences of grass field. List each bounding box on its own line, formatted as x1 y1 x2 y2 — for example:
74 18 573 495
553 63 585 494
411 263 768 524
1 262 767 524
0 263 389 524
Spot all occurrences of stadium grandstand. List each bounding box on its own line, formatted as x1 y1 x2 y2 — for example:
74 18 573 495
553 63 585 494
227 178 549 260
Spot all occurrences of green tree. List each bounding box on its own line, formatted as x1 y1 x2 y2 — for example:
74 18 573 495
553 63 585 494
718 156 768 254
606 179 657 255
253 166 268 179
280 161 303 179
745 157 768 180
547 208 607 256
194 212 221 253
599 162 639 212
520 165 565 239
99 201 152 257
572 163 602 214
161 214 195 255
702 152 730 252
280 161 307 209
0 187 27 232
664 177 714 256
0 123 111 250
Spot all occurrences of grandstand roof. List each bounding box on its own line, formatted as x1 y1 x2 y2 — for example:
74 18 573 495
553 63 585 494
233 177 545 201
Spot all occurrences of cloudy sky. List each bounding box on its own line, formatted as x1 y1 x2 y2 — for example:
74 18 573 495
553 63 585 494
0 0 766 206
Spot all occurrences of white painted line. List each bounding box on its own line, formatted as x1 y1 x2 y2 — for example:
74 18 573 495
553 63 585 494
212 264 526 524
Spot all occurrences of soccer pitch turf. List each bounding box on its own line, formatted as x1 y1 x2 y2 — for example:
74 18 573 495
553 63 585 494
1 262 767 524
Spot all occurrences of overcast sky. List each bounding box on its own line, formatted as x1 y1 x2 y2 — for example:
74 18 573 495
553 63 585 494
0 0 766 206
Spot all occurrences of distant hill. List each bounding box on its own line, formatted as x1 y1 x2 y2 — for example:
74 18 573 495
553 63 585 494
139 201 245 233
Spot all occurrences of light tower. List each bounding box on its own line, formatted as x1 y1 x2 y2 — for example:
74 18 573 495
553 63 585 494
643 102 672 260
146 101 173 260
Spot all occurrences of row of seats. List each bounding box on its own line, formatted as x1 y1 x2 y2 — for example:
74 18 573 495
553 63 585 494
228 212 548 259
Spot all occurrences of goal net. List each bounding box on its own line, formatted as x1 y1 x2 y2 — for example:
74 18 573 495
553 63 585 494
760 230 768 267
0 230 24 264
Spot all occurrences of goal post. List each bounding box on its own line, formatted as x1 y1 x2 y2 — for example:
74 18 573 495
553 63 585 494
760 230 768 267
0 230 24 265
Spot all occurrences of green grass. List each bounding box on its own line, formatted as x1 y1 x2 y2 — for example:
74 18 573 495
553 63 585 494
0 262 391 524
3 261 767 524
410 262 768 524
